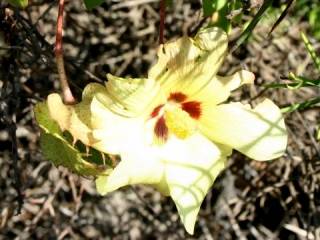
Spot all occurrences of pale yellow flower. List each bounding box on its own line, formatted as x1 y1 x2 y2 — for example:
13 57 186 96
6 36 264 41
46 27 287 234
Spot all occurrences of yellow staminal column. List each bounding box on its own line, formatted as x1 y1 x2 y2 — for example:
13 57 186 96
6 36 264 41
164 107 197 139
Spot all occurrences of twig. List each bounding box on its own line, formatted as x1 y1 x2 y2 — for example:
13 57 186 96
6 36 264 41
2 15 25 212
7 76 24 214
159 0 166 44
230 0 274 53
294 110 320 157
55 0 75 104
0 65 24 215
130 187 185 238
9 110 24 214
30 171 67 227
284 224 315 240
199 218 214 240
111 0 158 10
34 1 56 26
222 198 246 240
268 0 294 36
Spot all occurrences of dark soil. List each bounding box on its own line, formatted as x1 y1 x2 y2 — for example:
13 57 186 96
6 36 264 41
0 1 319 239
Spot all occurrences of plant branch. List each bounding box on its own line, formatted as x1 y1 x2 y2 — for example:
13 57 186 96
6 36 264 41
230 0 274 53
159 0 166 44
55 0 75 104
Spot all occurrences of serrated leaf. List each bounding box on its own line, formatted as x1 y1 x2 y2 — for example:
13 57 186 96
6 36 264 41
83 0 104 10
34 102 62 135
34 102 110 177
46 93 95 147
40 132 108 176
6 0 28 8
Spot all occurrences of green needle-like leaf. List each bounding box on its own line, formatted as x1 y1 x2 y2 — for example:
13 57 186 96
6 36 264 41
301 32 320 73
230 0 274 52
265 73 320 89
281 97 320 113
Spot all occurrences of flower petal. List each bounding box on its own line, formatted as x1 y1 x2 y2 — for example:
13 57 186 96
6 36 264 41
90 96 144 155
96 148 165 195
148 27 228 97
200 99 287 160
95 118 231 234
82 82 109 101
160 134 231 234
68 101 94 145
216 70 255 92
190 70 255 106
105 74 162 117
95 120 167 194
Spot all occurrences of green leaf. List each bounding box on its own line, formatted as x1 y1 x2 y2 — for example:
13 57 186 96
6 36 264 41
281 97 320 113
165 0 173 7
309 8 319 28
268 0 294 35
265 73 320 89
6 0 28 8
34 102 110 177
230 0 274 53
211 1 230 32
83 0 105 10
34 102 62 135
215 0 228 11
40 132 109 176
301 32 320 73
202 0 215 17
202 0 228 17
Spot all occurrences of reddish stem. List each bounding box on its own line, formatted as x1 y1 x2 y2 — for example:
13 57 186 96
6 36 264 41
159 0 166 44
55 0 64 56
55 0 75 104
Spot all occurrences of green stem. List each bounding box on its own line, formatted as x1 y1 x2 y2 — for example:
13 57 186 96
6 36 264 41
301 32 320 74
281 97 320 113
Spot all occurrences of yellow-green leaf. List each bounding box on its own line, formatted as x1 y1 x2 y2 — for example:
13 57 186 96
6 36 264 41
40 132 108 176
6 0 28 8
34 102 110 177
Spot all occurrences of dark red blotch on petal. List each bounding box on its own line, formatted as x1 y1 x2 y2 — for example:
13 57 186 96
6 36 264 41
150 104 164 118
168 92 187 103
154 116 168 142
182 101 201 119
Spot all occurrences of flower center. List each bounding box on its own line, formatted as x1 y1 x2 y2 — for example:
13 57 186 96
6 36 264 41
151 92 202 143
164 108 196 139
